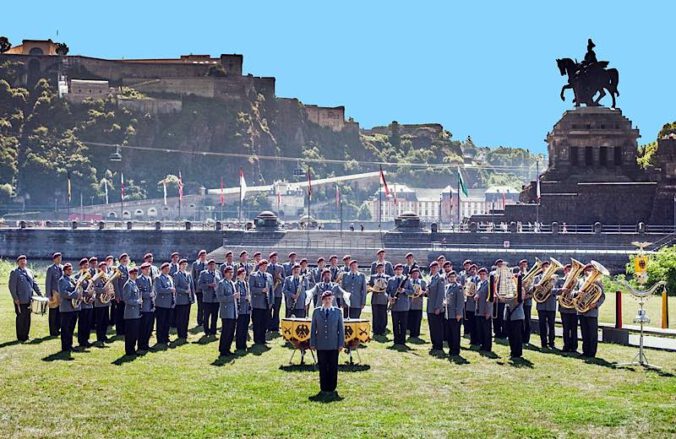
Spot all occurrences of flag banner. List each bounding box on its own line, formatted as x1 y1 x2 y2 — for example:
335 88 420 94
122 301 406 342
239 168 247 201
307 170 313 198
163 180 168 206
67 171 72 202
120 173 125 201
392 184 398 205
536 176 541 202
457 167 468 197
104 178 109 205
178 171 184 201
380 166 390 197
277 191 281 209
220 176 225 206
335 185 340 208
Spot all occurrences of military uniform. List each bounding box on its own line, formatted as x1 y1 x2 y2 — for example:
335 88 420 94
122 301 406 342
113 264 129 335
407 277 426 338
217 278 238 355
368 273 390 336
490 270 506 339
553 276 578 352
191 259 207 326
8 264 42 342
402 262 420 277
136 274 155 351
198 269 220 336
474 277 493 352
443 281 465 355
45 262 62 336
310 305 345 393
282 275 310 318
387 275 413 345
267 262 285 331
235 278 251 350
370 260 394 277
577 280 605 358
306 281 341 308
342 270 367 319
92 274 110 342
75 271 94 348
173 269 194 340
426 271 446 350
122 277 142 356
250 269 273 344
154 273 175 344
58 274 79 352
504 295 525 358
461 272 480 345
534 273 557 349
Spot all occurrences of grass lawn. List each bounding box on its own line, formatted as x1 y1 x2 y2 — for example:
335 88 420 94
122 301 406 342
1 270 675 438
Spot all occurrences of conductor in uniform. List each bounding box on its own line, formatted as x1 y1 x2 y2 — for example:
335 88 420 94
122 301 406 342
310 290 345 397
8 255 43 342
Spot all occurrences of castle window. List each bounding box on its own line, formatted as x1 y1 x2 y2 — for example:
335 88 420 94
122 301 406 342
570 146 578 165
614 147 623 165
599 147 608 166
584 147 593 166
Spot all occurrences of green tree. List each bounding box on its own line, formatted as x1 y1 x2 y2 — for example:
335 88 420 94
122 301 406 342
357 203 372 221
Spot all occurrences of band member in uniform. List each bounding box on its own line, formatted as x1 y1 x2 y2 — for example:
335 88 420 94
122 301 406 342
266 252 285 332
533 260 557 349
311 257 326 287
368 262 390 336
442 260 453 279
299 258 310 278
328 255 340 281
169 252 180 276
282 264 309 318
402 253 419 276
437 255 447 268
462 263 480 346
342 260 367 318
553 264 578 353
219 251 234 278
88 257 98 277
283 252 298 277
576 264 605 358
198 259 220 337
250 259 273 345
143 253 159 279
306 269 341 308
341 255 352 276
173 259 194 342
216 266 238 356
122 267 142 356
502 272 524 358
252 251 262 267
58 263 79 352
114 253 130 336
491 259 507 339
235 251 253 281
426 261 445 351
192 250 208 327
104 255 114 275
234 267 251 351
517 259 533 345
370 249 394 276
104 255 115 328
407 268 426 338
8 255 43 342
443 271 464 356
92 262 111 344
310 290 345 396
474 267 493 352
75 258 94 348
387 264 413 346
137 263 155 352
45 252 63 336
154 262 175 345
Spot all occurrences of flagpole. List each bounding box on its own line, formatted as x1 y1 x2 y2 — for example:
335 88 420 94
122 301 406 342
379 167 383 232
120 173 124 222
339 187 343 236
535 160 540 226
239 181 243 226
457 173 461 228
80 192 84 222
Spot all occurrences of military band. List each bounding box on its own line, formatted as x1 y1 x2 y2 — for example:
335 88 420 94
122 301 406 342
8 249 611 366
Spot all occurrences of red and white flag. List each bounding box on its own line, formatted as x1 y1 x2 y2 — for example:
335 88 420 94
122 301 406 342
379 166 390 198
220 176 225 206
178 171 184 201
239 168 247 201
120 173 125 201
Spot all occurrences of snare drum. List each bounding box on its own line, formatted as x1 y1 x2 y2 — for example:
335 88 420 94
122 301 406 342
31 295 49 316
344 318 371 348
281 317 312 349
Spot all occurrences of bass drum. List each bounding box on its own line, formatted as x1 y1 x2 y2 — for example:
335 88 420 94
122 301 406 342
31 295 49 316
281 317 312 349
344 318 371 348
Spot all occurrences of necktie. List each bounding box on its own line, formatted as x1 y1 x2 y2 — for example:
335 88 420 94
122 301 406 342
325 309 329 319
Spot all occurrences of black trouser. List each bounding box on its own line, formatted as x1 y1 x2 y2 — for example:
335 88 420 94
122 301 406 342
476 315 493 352
252 308 268 344
392 310 408 345
348 308 362 319
561 312 579 352
139 311 154 350
60 311 78 352
169 307 176 329
155 307 171 344
124 318 140 355
463 308 474 338
372 304 388 335
175 304 191 339
48 306 60 336
268 296 282 331
77 308 93 346
445 318 462 355
538 310 556 347
522 304 532 344
195 292 204 326
203 302 219 336
219 318 236 355
317 349 339 392
507 318 523 358
109 301 116 327
580 316 598 358
493 302 505 337
94 307 109 342
236 313 250 350
14 303 31 341
407 309 423 337
465 311 480 345
427 312 445 350
115 301 126 335
287 308 306 318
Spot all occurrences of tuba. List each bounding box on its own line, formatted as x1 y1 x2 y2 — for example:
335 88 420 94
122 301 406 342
100 268 122 304
532 258 563 303
83 270 107 305
368 277 388 294
557 258 585 309
495 265 517 301
573 260 609 314
521 258 544 293
72 271 92 308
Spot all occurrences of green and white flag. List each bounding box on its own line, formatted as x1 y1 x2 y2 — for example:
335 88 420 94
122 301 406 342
457 166 468 197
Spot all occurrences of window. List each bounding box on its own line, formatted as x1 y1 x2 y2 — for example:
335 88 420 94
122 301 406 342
599 147 608 166
585 147 593 166
570 146 578 165
614 147 623 165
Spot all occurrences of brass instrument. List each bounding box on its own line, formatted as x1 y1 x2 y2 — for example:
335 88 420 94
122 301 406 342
412 282 425 298
532 257 563 303
558 258 585 309
521 258 544 293
367 277 388 294
335 270 346 285
573 260 609 314
495 265 517 301
463 280 476 298
83 270 107 305
100 268 122 304
71 271 92 307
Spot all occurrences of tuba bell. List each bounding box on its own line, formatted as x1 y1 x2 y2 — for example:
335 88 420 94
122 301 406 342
495 265 517 301
557 258 585 309
532 257 563 303
573 260 609 314
72 271 92 308
368 277 388 294
463 279 476 298
521 258 544 293
100 268 122 304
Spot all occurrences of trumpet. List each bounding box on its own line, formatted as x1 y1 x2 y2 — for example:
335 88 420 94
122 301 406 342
573 260 609 314
532 258 563 303
558 258 585 309
72 271 92 308
100 268 122 304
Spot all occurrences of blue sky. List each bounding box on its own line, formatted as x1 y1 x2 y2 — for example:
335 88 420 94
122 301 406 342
3 1 674 153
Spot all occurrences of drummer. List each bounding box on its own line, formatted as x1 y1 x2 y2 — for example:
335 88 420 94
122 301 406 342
8 255 43 342
310 290 345 398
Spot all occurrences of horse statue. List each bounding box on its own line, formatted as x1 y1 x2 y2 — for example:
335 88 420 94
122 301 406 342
557 41 620 108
